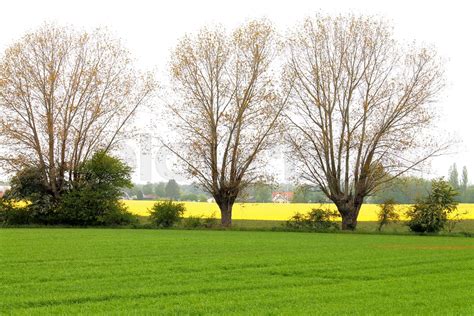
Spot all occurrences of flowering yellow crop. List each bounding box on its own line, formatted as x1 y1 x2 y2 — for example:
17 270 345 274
123 200 474 221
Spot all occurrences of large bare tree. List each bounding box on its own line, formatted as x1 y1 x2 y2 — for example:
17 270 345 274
283 15 445 230
0 24 155 199
165 20 284 227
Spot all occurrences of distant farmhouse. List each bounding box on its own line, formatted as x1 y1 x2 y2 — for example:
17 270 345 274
272 191 294 203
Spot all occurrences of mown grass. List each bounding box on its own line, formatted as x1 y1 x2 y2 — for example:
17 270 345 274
1 229 474 314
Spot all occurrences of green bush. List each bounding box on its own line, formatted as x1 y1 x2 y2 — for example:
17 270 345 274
2 151 136 226
57 151 136 226
407 179 458 233
182 216 203 228
181 212 218 229
377 199 400 231
4 166 60 225
149 200 186 228
6 166 49 201
59 189 137 226
25 194 59 225
286 208 340 231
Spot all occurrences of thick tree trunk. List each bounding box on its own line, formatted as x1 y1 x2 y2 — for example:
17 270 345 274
217 198 234 227
335 199 363 231
340 210 359 231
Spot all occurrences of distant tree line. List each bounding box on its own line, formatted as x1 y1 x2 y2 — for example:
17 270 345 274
124 180 209 202
129 175 473 205
149 166 473 204
368 165 472 204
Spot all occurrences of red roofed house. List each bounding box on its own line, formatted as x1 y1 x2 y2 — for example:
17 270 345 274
272 191 294 203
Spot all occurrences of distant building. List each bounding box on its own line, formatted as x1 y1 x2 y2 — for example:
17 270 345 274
272 191 294 203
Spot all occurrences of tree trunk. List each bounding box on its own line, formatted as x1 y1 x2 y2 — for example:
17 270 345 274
336 199 363 231
217 199 234 227
341 211 358 231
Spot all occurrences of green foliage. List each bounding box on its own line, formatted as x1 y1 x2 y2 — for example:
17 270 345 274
25 194 59 224
149 200 186 228
182 193 209 202
181 215 203 228
142 182 155 195
58 151 136 226
1 151 136 226
165 179 180 200
6 166 49 201
181 193 198 201
2 174 59 224
369 176 431 204
154 183 166 197
59 190 136 226
136 189 144 200
377 199 400 231
407 178 458 233
448 163 460 190
291 186 328 203
79 151 133 190
124 182 208 201
181 212 218 229
197 194 208 202
286 208 340 231
461 166 468 192
253 182 272 202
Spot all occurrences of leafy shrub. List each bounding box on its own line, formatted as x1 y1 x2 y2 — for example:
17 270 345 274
182 212 218 229
377 199 400 231
59 190 137 226
57 151 136 226
6 166 49 201
182 216 204 228
99 206 138 226
2 166 61 225
149 200 186 228
406 179 458 233
2 151 136 226
25 194 60 225
286 208 340 231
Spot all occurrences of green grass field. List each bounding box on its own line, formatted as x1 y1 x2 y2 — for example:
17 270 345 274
1 229 474 314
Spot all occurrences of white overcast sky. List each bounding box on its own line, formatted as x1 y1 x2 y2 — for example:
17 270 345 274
0 0 472 182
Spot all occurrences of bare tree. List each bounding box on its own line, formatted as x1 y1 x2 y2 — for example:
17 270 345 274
0 24 155 199
283 15 445 230
165 20 284 227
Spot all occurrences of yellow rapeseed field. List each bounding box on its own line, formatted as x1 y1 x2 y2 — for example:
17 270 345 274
123 200 474 221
